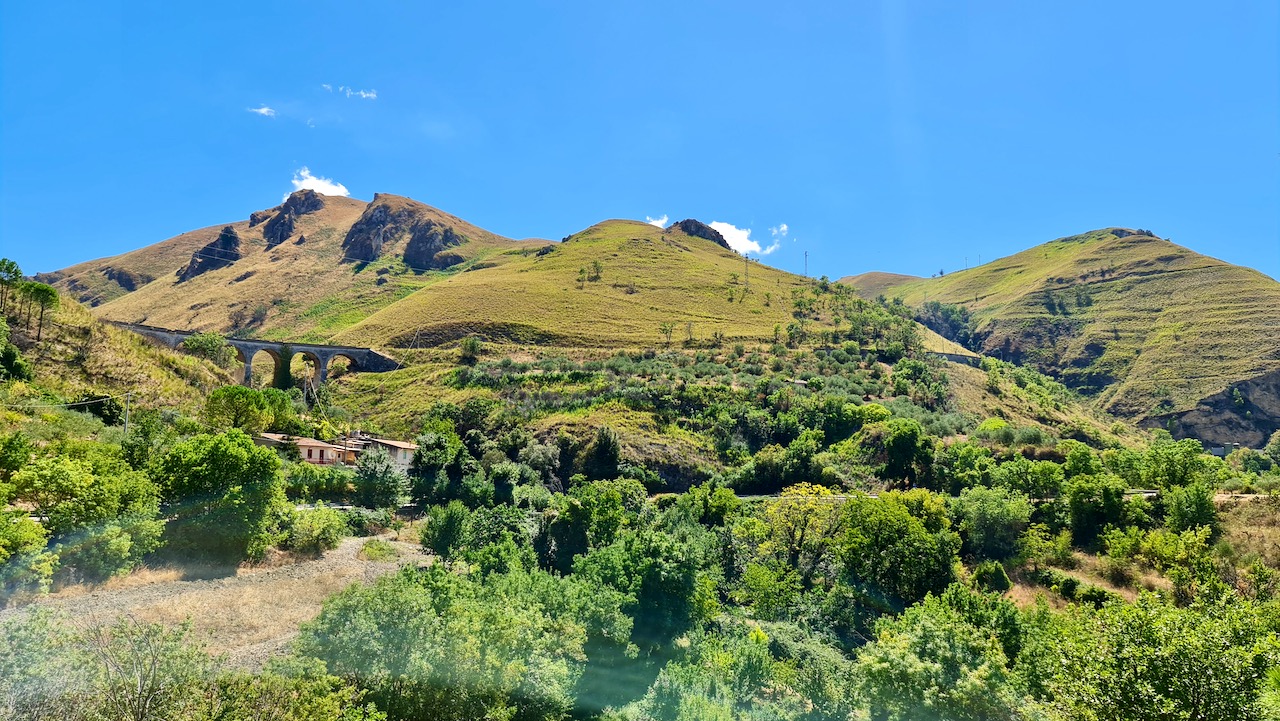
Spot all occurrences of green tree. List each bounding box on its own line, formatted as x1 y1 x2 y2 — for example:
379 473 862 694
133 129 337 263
1022 594 1275 720
179 332 234 367
152 430 290 560
0 257 20 314
296 565 608 721
11 454 164 580
856 590 1027 721
1065 473 1130 548
839 491 961 610
579 426 621 481
25 283 58 341
458 335 482 365
201 386 273 434
1164 482 1218 536
950 486 1032 561
353 446 408 510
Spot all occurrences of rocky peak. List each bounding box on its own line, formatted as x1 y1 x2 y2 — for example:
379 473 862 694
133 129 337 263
666 219 730 250
262 189 327 248
341 196 467 269
177 226 241 282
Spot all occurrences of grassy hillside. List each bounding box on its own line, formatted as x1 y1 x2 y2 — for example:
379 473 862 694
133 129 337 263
40 192 544 344
3 296 231 416
334 219 824 349
841 228 1280 445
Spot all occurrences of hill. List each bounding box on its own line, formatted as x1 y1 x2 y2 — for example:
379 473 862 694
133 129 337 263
841 228 1280 446
332 218 818 349
2 296 232 416
39 191 546 343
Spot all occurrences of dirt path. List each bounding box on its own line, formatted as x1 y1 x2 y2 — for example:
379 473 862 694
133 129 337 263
0 536 428 670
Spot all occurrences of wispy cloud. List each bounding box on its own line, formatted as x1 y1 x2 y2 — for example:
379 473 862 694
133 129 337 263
645 214 669 228
323 84 377 100
709 221 783 256
247 106 276 118
761 224 788 255
288 167 350 199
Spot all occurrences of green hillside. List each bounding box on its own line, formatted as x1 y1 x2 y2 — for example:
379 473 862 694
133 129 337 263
842 228 1280 445
332 219 816 349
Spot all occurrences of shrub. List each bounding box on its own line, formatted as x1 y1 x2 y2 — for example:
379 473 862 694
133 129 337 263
288 504 348 555
359 538 399 562
972 560 1012 592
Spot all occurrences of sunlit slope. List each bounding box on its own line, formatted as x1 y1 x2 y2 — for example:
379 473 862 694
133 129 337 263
841 229 1280 440
5 298 231 413
41 193 544 344
333 220 817 348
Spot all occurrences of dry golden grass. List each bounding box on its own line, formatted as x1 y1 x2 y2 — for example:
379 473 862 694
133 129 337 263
50 193 546 344
8 298 231 413
16 536 428 669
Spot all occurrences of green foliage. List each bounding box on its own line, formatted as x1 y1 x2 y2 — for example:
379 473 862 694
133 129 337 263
288 503 349 555
458 335 483 365
839 489 961 611
297 565 627 721
1021 594 1276 720
201 385 274 434
353 446 408 510
10 451 164 581
422 500 470 558
1164 482 1219 536
950 486 1032 561
856 586 1026 720
152 430 290 560
1065 473 1130 548
574 529 717 651
180 332 235 367
972 559 1012 592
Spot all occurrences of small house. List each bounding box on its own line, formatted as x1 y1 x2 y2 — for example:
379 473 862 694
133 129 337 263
256 432 345 466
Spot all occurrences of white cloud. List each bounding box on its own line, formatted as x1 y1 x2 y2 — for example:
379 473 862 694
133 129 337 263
335 85 377 100
287 167 350 199
322 84 377 99
645 214 669 228
247 106 276 117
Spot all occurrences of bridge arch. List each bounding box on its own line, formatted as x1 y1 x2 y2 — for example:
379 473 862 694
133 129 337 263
324 352 360 380
241 347 285 388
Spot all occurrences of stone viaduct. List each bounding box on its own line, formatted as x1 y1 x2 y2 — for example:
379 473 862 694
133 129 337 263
109 322 401 386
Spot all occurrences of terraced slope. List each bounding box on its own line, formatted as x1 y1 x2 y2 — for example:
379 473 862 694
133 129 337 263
39 192 545 343
842 229 1280 445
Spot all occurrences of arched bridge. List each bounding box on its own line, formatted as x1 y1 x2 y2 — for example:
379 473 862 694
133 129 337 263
109 322 400 386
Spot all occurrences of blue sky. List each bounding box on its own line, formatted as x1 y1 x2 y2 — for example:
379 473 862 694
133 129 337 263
2 1 1277 280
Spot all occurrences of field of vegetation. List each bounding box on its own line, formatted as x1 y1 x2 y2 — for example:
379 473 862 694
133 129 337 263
6 247 1280 719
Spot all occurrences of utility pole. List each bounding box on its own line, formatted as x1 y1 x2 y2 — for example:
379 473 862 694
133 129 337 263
804 251 808 278
123 392 132 435
744 253 749 289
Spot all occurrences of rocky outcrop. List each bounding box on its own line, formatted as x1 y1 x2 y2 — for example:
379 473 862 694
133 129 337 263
177 226 241 282
101 266 153 292
262 189 326 248
342 194 466 268
666 219 731 250
248 210 272 227
1152 368 1280 447
403 219 464 271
